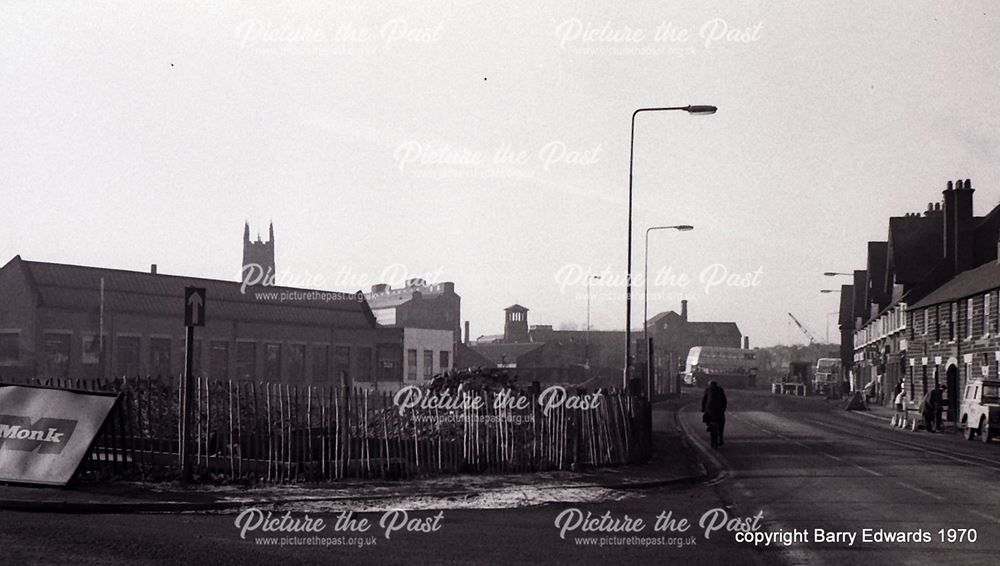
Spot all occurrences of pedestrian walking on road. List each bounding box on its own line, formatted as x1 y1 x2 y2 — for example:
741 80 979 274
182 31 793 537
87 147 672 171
702 380 728 448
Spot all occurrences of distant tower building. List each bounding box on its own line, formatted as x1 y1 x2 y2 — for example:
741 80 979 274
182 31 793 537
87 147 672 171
504 304 529 343
242 222 275 282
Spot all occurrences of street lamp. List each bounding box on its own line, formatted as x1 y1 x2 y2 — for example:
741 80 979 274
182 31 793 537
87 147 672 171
625 105 716 389
586 275 601 368
643 225 694 397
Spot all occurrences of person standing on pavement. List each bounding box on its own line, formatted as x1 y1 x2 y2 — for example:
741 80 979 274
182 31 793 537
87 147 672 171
933 384 945 432
921 388 936 432
702 380 728 448
893 386 906 426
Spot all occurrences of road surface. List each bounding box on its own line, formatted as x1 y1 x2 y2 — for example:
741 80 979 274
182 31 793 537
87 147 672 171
3 390 999 565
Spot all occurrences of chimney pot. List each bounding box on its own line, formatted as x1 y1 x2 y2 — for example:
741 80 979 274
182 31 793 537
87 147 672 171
681 299 688 322
947 180 954 191
150 264 157 275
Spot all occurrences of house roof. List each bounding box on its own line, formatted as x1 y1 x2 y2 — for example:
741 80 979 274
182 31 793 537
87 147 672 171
4 256 377 329
886 215 943 288
909 259 1000 310
645 310 682 327
687 321 742 337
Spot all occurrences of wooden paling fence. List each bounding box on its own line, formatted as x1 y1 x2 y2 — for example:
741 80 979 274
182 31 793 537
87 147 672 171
1 376 647 483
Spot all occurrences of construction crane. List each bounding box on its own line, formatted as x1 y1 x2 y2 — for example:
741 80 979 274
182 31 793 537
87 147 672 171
787 312 817 344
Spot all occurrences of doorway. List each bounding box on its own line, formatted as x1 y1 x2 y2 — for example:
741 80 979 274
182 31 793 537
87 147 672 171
946 364 959 423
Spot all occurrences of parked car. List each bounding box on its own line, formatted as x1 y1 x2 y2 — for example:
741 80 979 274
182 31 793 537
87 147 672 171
960 379 1000 442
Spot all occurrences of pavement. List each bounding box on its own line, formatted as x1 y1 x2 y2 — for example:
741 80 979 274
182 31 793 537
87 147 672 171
0 394 705 514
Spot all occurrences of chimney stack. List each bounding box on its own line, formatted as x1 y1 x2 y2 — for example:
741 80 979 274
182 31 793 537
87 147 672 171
150 264 157 275
743 336 750 349
942 178 975 275
464 321 470 346
681 299 688 322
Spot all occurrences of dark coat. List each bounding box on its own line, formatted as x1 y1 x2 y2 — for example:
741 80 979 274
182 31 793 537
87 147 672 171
702 384 728 419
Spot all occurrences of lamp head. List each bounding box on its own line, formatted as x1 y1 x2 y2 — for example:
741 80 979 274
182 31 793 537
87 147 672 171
685 105 718 115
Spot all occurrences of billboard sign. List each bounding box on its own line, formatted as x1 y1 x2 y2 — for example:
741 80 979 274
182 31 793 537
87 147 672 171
0 385 118 486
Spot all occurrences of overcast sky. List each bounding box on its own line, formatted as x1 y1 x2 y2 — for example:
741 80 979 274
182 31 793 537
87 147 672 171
3 1 1000 346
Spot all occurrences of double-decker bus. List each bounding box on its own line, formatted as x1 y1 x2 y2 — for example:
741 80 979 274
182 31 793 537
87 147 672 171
683 346 758 389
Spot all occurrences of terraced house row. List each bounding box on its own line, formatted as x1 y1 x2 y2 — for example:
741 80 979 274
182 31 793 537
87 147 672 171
845 178 1000 424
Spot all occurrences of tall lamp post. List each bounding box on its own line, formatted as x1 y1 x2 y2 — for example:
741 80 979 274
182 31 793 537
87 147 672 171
624 105 717 389
586 275 601 368
644 225 694 397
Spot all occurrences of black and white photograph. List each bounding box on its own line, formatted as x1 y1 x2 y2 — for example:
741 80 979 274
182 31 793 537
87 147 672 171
2 2 1000 564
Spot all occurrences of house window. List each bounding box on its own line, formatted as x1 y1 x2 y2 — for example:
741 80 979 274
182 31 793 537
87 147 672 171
440 350 450 371
265 344 282 381
407 349 418 380
150 337 172 378
986 293 992 336
968 298 975 339
116 336 141 378
288 344 305 382
922 310 928 336
423 350 434 378
0 332 18 363
43 333 71 378
236 342 256 380
209 341 228 379
312 345 329 383
949 303 957 341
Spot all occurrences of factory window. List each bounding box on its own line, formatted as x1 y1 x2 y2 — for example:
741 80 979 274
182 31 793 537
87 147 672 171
288 344 306 382
236 342 256 380
116 336 141 378
209 341 229 379
265 343 282 381
334 346 351 383
0 332 18 363
423 350 434 378
407 349 418 380
43 333 71 378
440 350 450 371
357 347 373 382
312 345 329 383
150 338 172 378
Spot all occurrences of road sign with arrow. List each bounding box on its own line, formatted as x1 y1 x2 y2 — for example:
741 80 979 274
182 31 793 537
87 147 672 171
184 287 206 327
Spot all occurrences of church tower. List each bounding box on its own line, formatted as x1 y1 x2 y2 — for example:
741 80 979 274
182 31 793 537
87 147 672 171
242 222 275 283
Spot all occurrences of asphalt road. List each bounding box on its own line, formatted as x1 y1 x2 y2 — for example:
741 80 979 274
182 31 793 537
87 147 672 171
3 390 999 565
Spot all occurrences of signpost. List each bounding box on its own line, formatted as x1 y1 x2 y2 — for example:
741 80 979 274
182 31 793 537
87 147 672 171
181 287 205 482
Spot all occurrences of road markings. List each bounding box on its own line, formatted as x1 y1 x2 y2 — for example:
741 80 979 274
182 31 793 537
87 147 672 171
895 481 943 501
970 509 1000 524
808 418 1000 473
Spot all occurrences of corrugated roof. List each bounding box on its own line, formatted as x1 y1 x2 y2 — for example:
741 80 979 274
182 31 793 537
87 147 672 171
8 256 377 329
909 260 1000 309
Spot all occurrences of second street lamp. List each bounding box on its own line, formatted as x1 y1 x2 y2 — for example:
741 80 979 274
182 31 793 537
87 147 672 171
643 225 694 398
624 105 717 390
